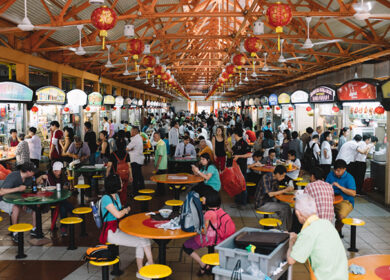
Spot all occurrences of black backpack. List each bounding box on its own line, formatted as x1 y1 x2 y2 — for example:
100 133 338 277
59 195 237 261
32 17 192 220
302 142 319 171
83 244 117 262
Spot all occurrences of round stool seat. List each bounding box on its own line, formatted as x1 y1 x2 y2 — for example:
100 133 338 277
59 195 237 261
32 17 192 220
50 205 57 209
165 200 184 207
296 182 308 187
139 264 172 279
342 218 365 226
279 185 287 189
201 253 220 266
143 151 151 155
9 223 33 233
72 207 92 215
67 176 74 181
139 189 156 194
246 182 256 187
0 217 3 222
90 257 119 267
259 218 282 227
60 217 83 225
75 184 90 189
134 195 152 201
92 175 104 179
293 177 303 182
256 210 275 215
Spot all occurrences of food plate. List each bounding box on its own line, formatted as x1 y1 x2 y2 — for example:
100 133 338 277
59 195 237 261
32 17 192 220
24 196 41 201
46 186 56 191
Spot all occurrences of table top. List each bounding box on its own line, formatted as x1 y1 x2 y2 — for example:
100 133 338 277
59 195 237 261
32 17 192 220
251 165 297 173
74 166 106 173
3 189 71 206
275 193 343 205
119 212 197 240
0 157 15 162
150 173 204 184
168 157 199 163
348 254 390 280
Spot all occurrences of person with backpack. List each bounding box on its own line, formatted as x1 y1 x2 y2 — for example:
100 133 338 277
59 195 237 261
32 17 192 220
99 174 153 280
302 134 320 171
182 189 235 276
106 137 132 205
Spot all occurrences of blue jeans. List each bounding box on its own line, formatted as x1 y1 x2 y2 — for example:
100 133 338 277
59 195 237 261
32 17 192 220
60 200 74 228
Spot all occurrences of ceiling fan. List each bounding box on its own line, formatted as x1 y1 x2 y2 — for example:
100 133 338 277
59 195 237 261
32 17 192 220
278 39 306 63
0 0 75 32
352 0 390 20
301 17 343 49
67 25 105 55
262 53 279 71
104 45 113 68
123 57 130 75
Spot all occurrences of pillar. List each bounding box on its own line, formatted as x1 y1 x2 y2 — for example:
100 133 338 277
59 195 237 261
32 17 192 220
75 77 84 90
106 84 112 95
385 110 390 205
93 81 100 93
15 63 29 85
52 71 62 88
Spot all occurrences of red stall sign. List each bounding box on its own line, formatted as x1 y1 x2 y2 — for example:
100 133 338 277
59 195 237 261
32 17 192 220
337 81 377 101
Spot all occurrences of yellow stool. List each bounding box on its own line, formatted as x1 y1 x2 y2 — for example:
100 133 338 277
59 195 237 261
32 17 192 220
259 218 282 229
9 223 33 259
293 177 303 182
256 210 275 219
60 217 83 250
90 258 120 280
139 264 172 279
75 184 91 206
72 207 92 237
92 175 104 179
201 253 220 266
246 182 256 187
342 218 365 252
279 185 287 189
134 195 152 212
168 185 186 200
139 189 156 194
296 182 308 189
165 199 183 212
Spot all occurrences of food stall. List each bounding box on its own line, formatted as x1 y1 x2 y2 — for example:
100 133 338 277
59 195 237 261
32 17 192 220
102 95 115 126
128 98 139 126
0 81 33 160
290 90 311 134
65 89 87 137
83 92 103 134
277 93 294 131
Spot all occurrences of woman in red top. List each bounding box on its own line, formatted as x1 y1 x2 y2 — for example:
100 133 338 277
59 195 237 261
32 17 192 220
8 129 19 147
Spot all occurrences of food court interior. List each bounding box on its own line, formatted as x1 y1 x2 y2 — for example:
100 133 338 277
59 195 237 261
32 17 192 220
0 0 389 279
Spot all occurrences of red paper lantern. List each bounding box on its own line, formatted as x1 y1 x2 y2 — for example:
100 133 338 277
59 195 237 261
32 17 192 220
122 106 126 110
221 71 229 81
154 65 165 77
101 106 105 111
266 2 292 50
113 107 117 111
85 106 91 111
306 106 312 112
232 54 246 69
244 37 262 57
31 106 38 113
375 106 385 114
91 6 117 49
288 106 294 111
275 106 280 110
64 107 69 112
226 64 236 75
142 55 156 70
332 106 340 113
267 106 271 110
128 39 145 60
161 72 170 81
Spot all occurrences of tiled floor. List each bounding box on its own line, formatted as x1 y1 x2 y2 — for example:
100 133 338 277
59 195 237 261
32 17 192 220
0 159 389 279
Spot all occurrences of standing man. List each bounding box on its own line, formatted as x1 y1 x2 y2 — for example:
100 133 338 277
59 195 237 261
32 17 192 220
109 119 115 138
153 132 168 196
169 121 179 156
103 117 110 134
127 126 145 195
49 121 63 164
26 127 41 168
84 122 97 165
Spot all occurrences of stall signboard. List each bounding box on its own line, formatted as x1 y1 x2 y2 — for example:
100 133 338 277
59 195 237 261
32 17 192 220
310 86 336 103
67 89 87 106
88 92 103 106
291 90 309 103
382 79 390 98
36 86 66 104
337 80 378 101
278 93 290 104
115 96 124 107
125 98 132 105
0 81 33 102
103 95 115 105
269 94 278 106
260 96 269 105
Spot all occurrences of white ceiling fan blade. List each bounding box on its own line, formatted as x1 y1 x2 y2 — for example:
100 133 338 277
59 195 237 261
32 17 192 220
367 14 390 19
352 0 374 13
0 14 23 24
312 39 343 46
284 56 306 61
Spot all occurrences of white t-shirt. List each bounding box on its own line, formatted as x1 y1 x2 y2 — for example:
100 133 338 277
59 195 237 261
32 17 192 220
309 140 320 161
126 134 144 165
103 122 110 133
287 158 301 179
26 135 41 160
355 141 368 162
320 141 332 165
336 140 358 164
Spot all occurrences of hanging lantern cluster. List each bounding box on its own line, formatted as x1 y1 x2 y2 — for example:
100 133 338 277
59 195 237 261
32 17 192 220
91 6 117 49
266 2 292 50
232 53 246 70
306 106 312 112
128 38 145 68
288 106 294 111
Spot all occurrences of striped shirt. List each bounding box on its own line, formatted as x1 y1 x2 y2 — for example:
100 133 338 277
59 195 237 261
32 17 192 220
304 180 334 221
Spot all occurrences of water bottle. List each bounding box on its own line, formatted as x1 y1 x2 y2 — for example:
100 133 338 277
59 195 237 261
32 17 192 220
32 177 37 194
56 183 61 192
91 201 102 228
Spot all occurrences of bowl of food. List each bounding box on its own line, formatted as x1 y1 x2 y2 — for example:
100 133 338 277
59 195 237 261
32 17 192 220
159 209 172 219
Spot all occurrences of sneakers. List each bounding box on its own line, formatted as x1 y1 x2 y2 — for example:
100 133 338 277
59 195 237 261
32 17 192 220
136 272 151 280
30 228 39 238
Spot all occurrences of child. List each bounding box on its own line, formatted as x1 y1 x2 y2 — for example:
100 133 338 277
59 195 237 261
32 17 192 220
182 189 235 276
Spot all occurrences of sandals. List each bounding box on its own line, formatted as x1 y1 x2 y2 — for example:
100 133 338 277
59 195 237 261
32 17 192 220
197 264 211 277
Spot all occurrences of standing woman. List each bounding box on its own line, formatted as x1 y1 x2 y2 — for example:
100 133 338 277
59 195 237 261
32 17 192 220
338 127 349 151
97 130 110 164
60 127 74 164
212 126 227 171
281 129 291 160
320 131 332 177
15 133 30 165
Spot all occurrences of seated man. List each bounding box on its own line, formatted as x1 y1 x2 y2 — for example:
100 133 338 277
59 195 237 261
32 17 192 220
287 194 348 280
285 150 301 180
326 159 356 236
175 136 196 158
198 139 214 162
304 167 334 221
247 151 264 184
198 135 213 151
261 149 277 166
0 162 47 241
254 165 294 231
66 136 91 185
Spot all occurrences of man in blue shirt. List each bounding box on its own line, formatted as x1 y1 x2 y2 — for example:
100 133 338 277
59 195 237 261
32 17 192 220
326 159 356 236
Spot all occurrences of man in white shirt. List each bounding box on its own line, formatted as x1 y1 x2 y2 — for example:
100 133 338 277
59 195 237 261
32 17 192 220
26 127 41 168
168 121 179 156
336 135 363 173
179 123 186 137
126 126 145 194
103 117 110 134
174 136 196 158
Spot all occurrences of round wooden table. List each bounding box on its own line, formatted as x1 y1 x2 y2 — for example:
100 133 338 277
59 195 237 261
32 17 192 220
348 254 390 280
119 213 196 264
150 173 204 199
275 193 343 205
251 165 297 173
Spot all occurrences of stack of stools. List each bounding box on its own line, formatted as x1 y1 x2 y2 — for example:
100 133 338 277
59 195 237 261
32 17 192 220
342 218 365 252
256 210 282 230
134 195 152 212
74 184 90 206
8 223 32 259
60 217 83 250
201 253 220 280
72 207 92 237
90 257 120 280
139 264 172 280
165 199 183 213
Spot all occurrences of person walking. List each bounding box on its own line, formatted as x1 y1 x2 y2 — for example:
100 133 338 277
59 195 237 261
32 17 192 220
26 127 41 168
153 132 168 196
212 126 227 171
126 126 145 195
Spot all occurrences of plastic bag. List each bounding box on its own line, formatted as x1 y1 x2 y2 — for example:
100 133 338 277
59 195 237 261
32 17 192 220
231 260 242 280
220 161 246 197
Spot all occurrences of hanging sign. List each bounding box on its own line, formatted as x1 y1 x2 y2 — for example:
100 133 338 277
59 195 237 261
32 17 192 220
269 94 278 106
337 80 378 101
67 89 87 106
115 96 124 106
0 81 33 102
103 95 115 105
125 98 132 105
310 86 335 103
36 86 65 104
260 96 269 105
278 93 290 104
88 92 103 105
382 79 390 99
291 90 309 103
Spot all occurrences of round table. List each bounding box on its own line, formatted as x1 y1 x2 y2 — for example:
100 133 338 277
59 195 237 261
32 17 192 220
348 254 390 280
0 156 15 163
168 157 199 173
251 165 297 173
3 189 71 241
168 157 199 163
275 193 343 205
150 173 204 199
73 166 106 173
119 213 196 264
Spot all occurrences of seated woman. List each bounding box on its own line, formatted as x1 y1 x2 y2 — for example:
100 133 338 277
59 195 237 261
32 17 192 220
182 189 235 276
100 174 153 280
191 153 221 197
